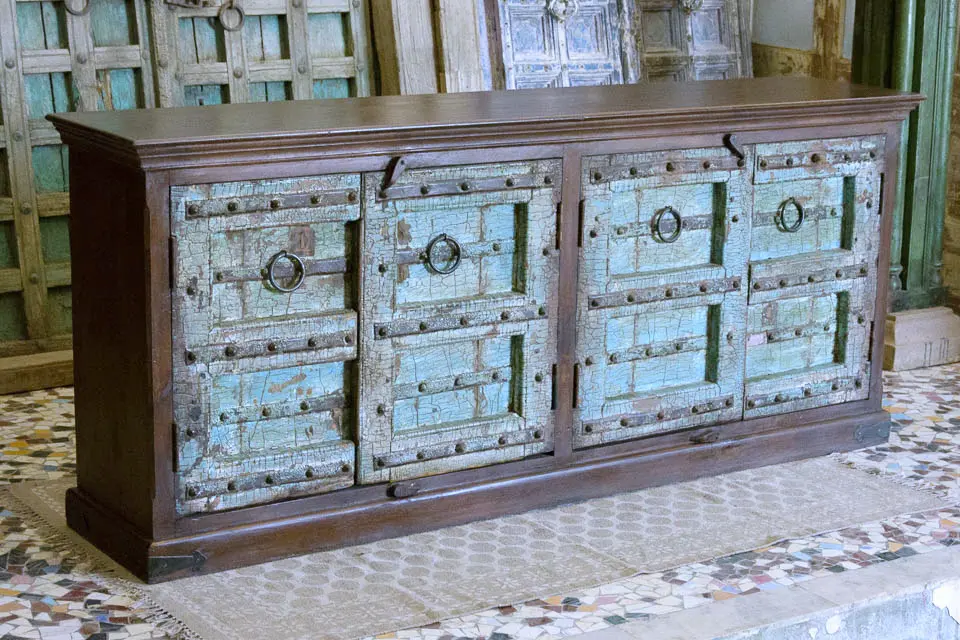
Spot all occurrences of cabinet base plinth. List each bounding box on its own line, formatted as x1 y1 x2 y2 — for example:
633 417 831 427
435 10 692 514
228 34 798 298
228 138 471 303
66 410 890 583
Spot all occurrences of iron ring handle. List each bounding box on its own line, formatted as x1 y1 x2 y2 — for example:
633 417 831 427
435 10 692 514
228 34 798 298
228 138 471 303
218 0 245 31
424 234 462 275
651 207 683 244
64 0 91 16
265 250 306 293
776 198 805 233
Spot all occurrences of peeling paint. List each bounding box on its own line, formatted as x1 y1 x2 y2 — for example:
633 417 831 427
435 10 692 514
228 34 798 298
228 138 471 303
932 580 960 625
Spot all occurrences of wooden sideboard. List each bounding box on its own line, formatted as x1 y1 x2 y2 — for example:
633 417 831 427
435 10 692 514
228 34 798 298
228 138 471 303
49 78 921 583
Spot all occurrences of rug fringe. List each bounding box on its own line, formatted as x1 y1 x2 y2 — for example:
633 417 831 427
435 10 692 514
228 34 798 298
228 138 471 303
0 485 204 640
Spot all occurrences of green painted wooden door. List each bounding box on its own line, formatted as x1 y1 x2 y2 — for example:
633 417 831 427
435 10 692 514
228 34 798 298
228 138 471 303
357 159 562 483
170 174 361 515
575 146 749 446
744 137 883 418
0 0 152 359
151 0 373 106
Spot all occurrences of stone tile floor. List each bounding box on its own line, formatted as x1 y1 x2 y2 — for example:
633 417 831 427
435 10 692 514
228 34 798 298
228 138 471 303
0 365 956 640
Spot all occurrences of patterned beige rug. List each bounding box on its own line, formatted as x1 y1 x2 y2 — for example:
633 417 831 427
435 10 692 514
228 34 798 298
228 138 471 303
7 457 949 640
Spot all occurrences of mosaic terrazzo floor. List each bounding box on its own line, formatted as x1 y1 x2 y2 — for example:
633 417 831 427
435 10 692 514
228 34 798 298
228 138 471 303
0 365 956 640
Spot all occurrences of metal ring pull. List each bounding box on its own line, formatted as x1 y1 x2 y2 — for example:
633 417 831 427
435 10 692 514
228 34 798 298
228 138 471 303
548 0 580 22
218 0 245 31
678 0 704 13
265 250 306 293
423 234 462 275
651 207 683 244
776 198 805 233
64 0 91 15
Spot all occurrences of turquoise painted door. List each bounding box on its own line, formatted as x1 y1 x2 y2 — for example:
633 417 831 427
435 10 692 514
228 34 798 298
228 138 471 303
358 159 562 483
575 146 750 447
744 137 884 419
170 174 361 515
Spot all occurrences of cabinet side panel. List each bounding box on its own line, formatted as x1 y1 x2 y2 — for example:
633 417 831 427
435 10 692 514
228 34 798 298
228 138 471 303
69 148 156 535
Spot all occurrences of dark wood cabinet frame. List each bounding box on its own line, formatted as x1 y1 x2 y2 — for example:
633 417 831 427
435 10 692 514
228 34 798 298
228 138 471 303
49 78 921 583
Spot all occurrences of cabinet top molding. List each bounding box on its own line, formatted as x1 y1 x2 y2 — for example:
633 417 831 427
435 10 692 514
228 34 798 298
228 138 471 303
48 78 922 170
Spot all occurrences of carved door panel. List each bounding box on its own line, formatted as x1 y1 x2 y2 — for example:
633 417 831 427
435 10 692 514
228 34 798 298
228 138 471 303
171 174 361 515
634 0 750 81
744 137 884 419
575 147 750 447
358 159 562 483
499 0 625 89
150 0 372 107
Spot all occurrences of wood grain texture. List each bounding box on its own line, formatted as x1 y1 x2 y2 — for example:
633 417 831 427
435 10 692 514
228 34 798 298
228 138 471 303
434 0 485 93
370 0 439 95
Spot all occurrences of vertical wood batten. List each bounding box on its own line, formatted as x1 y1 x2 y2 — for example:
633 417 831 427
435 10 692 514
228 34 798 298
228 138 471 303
0 0 48 341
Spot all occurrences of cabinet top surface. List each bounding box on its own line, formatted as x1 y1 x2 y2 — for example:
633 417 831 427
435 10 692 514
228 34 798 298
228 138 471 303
47 78 920 164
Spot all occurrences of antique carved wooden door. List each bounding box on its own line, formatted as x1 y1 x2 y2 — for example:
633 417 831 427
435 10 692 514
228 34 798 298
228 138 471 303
497 0 627 88
634 0 751 81
150 0 372 106
575 147 750 447
171 174 361 515
358 160 561 483
744 137 883 419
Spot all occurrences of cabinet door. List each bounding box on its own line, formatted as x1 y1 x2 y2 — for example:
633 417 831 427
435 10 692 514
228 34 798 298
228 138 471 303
358 160 561 483
499 0 624 88
634 0 690 81
575 147 750 447
744 137 884 419
171 174 360 515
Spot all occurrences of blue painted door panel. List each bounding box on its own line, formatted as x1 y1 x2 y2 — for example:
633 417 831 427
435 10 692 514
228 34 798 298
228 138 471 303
358 159 562 483
575 146 750 446
171 173 361 515
744 137 884 419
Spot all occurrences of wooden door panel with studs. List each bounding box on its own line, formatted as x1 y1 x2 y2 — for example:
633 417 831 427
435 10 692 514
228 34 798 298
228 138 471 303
744 137 884 419
575 146 750 447
358 159 561 483
170 173 361 515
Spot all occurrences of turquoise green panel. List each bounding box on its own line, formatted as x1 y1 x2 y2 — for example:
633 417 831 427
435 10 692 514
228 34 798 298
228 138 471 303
39 217 70 264
17 2 67 50
31 145 69 193
24 73 76 119
0 293 28 342
0 222 18 269
179 17 225 63
97 69 143 110
91 0 137 46
312 79 351 99
183 85 228 106
249 82 292 103
308 13 349 57
245 15 289 62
